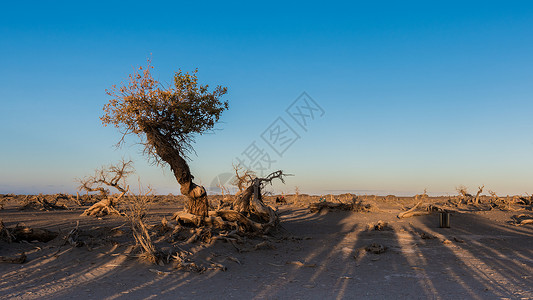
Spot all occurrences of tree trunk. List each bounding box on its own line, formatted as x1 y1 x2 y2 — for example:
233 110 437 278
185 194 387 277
232 178 279 233
145 129 208 218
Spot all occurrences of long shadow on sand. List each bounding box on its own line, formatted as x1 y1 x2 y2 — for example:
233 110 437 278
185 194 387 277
1 206 532 299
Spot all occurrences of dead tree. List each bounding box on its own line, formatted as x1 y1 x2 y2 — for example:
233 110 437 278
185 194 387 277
456 185 473 204
18 194 68 211
173 170 288 235
124 187 163 264
231 170 287 232
78 160 132 216
473 185 484 204
488 190 511 210
102 59 228 217
232 164 256 193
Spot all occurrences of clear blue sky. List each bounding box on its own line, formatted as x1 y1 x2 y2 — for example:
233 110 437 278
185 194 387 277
1 1 532 196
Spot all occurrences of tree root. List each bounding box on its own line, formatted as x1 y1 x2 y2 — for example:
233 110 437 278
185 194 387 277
173 170 282 236
172 210 267 237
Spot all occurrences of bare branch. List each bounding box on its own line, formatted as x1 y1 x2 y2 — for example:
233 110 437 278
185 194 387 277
77 159 133 195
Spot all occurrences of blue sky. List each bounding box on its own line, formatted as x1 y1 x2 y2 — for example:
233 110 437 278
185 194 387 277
1 1 532 196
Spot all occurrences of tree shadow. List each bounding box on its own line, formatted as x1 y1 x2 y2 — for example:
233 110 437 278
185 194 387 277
1 206 531 299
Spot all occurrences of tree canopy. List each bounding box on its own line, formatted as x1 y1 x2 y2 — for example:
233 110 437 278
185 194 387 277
101 59 228 162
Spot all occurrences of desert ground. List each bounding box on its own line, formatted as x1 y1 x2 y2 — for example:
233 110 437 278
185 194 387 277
0 194 532 300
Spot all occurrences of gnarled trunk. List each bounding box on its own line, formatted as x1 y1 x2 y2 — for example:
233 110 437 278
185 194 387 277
145 129 208 217
232 178 279 233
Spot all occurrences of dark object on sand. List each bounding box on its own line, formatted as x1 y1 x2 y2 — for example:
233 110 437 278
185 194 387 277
439 212 450 228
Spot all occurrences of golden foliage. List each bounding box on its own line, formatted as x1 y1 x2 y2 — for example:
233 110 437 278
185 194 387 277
101 58 228 162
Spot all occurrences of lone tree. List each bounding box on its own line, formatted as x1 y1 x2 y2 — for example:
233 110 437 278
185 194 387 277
102 60 228 217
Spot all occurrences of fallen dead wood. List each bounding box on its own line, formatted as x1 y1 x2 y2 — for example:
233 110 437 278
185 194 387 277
79 160 132 217
0 253 26 264
365 243 387 254
1 224 58 243
420 232 436 239
64 221 81 247
287 261 316 267
254 241 276 250
125 189 165 265
12 225 58 242
309 201 352 213
149 269 173 276
397 201 450 219
511 214 533 226
367 220 392 231
0 194 10 209
171 251 224 273
171 170 286 240
0 220 14 242
309 198 373 213
18 194 68 211
81 194 125 217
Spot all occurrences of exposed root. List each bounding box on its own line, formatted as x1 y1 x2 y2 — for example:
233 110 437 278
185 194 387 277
170 170 286 239
214 210 264 233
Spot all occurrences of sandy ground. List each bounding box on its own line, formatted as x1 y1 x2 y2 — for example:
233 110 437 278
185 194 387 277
1 197 532 300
